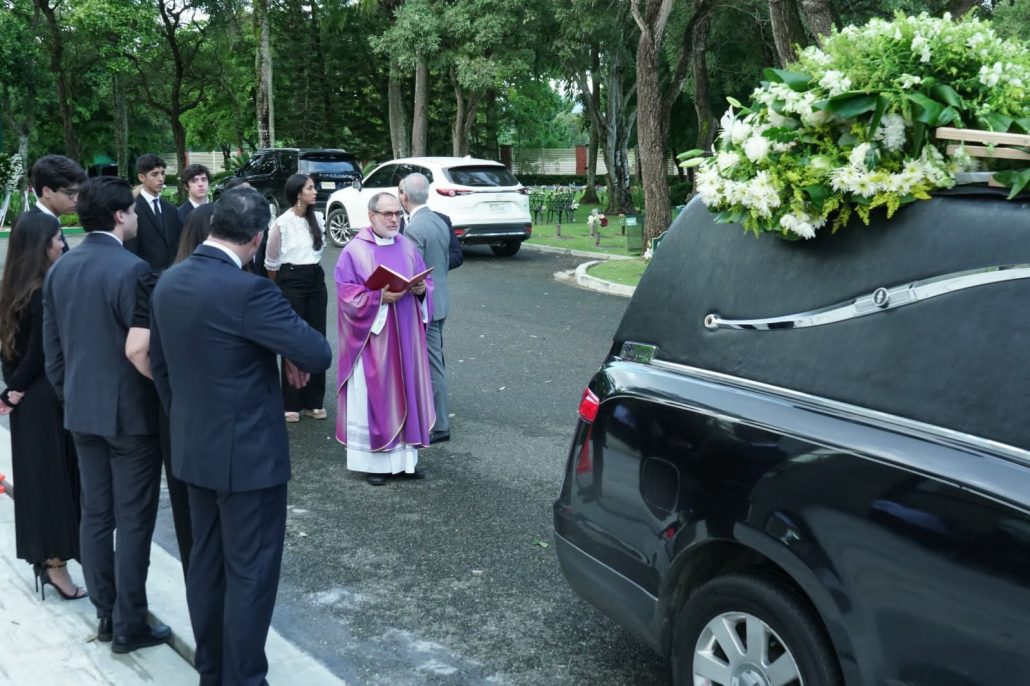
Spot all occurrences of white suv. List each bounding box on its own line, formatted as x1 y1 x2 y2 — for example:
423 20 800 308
324 157 533 256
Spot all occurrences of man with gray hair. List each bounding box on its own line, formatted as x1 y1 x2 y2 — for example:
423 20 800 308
398 173 452 444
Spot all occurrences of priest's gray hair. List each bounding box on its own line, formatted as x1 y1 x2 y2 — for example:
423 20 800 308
368 192 400 212
398 173 430 205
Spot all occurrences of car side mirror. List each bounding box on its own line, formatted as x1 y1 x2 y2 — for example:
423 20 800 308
352 180 362 190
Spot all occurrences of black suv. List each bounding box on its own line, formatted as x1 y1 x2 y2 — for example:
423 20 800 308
220 148 362 216
554 189 1030 685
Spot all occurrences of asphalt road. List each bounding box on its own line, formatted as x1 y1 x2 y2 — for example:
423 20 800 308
0 233 669 685
152 243 670 685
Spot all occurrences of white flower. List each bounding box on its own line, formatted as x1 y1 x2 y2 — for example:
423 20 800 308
849 143 872 169
852 173 879 197
911 34 932 63
729 120 752 145
818 70 852 96
716 151 741 172
801 109 833 127
779 213 816 239
898 73 922 89
766 109 794 127
744 135 771 163
979 62 1004 88
875 113 907 151
830 166 860 192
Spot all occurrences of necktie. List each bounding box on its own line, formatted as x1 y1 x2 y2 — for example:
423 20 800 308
153 198 161 216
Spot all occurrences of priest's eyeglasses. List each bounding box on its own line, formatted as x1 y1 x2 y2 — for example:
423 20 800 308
371 210 403 219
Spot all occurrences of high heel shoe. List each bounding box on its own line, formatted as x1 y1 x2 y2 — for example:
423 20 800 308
37 562 88 601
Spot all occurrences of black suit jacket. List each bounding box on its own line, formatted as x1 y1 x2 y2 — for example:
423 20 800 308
42 232 158 436
27 204 69 253
126 195 183 269
150 244 332 492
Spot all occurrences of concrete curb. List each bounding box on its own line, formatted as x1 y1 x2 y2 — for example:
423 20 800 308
574 261 636 298
522 241 634 261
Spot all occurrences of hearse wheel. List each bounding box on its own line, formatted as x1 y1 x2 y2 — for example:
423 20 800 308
672 572 842 686
490 240 521 257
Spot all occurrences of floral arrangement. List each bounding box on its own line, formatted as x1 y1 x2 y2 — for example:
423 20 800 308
0 153 24 194
681 12 1030 239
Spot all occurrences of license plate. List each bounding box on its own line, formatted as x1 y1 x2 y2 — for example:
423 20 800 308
321 181 336 190
489 202 507 215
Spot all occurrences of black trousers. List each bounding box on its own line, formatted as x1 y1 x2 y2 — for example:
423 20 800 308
276 263 327 412
72 432 161 637
158 408 192 577
187 483 287 686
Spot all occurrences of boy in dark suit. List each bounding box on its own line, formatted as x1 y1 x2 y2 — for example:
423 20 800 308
42 176 168 654
150 187 331 686
177 162 210 224
29 154 87 253
125 153 182 269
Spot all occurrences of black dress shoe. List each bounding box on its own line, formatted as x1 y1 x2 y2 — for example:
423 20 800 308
429 430 450 444
97 617 113 643
111 623 171 654
366 474 388 486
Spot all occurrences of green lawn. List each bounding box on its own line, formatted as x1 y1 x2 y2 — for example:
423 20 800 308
527 213 638 256
586 258 648 288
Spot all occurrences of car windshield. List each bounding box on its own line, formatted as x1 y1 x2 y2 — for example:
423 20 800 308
444 165 519 187
299 155 359 174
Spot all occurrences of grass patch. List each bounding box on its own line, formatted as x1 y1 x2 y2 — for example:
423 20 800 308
527 216 636 256
587 258 648 287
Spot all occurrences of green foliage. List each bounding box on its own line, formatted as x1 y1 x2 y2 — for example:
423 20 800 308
693 12 1030 239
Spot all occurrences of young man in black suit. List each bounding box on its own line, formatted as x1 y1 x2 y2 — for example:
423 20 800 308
177 162 210 224
150 187 331 686
29 154 87 253
42 177 169 654
125 153 182 269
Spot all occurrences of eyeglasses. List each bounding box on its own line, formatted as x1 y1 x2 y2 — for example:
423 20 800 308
371 210 403 220
57 187 80 198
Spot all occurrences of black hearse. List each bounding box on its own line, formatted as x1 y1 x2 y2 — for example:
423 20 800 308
554 189 1030 686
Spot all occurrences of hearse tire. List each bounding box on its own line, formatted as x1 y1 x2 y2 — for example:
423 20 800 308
670 571 842 686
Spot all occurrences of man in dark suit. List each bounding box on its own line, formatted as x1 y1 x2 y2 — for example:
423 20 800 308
125 153 182 269
399 173 452 444
150 186 332 686
29 154 87 253
177 162 210 224
42 176 168 653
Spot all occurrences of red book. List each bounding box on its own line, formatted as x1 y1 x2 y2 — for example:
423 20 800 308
364 265 434 293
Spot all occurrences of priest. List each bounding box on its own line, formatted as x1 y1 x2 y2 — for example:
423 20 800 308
335 192 436 485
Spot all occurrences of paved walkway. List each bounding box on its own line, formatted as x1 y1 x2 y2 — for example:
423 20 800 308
0 424 346 685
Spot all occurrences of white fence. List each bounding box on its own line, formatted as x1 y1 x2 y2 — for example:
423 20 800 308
157 151 232 176
510 147 681 176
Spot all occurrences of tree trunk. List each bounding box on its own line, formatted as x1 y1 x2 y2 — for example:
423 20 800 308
255 0 274 148
769 0 807 66
947 0 981 18
452 89 480 157
171 112 188 192
18 134 30 190
309 1 332 146
606 51 635 215
411 57 429 156
37 0 78 160
692 14 717 153
113 73 129 179
389 71 410 158
798 0 836 41
580 45 602 205
634 1 669 241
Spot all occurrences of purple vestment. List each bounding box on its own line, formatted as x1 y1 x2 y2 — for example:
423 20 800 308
335 227 436 450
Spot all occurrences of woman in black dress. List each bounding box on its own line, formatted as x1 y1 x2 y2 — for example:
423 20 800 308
0 212 86 600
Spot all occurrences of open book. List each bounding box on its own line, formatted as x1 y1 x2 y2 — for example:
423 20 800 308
364 264 434 293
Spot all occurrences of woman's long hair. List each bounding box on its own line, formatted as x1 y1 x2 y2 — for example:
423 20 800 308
284 174 323 251
175 203 216 264
0 213 60 360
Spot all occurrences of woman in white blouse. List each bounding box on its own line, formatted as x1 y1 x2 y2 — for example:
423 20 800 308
265 174 329 422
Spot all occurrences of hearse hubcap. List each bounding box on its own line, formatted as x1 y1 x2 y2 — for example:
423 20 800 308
693 611 800 686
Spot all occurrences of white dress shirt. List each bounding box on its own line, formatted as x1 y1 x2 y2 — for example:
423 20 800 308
264 210 325 271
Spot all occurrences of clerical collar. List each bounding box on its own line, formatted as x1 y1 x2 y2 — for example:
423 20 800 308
373 233 396 246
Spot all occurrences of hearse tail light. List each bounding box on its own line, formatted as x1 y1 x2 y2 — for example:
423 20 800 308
525 224 533 236
436 187 474 197
454 228 467 237
578 388 600 423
